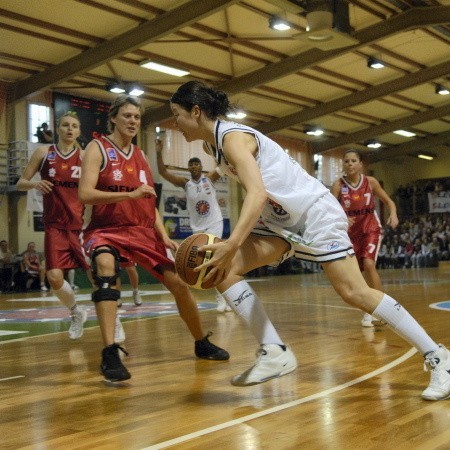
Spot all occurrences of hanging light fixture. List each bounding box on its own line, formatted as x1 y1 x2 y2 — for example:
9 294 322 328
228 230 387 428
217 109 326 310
436 84 449 95
106 81 125 94
305 126 324 136
367 57 385 69
365 139 382 149
269 16 291 31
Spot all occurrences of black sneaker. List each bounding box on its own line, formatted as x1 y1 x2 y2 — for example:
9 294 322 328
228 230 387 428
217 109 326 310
195 332 230 361
100 344 131 381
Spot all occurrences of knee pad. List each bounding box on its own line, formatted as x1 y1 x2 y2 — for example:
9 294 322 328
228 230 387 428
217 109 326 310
91 245 120 288
92 287 121 303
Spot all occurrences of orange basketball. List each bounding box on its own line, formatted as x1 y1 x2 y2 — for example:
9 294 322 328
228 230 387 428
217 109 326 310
175 233 221 290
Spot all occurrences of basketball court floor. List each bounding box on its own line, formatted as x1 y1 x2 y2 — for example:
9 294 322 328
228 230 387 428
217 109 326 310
1 266 449 449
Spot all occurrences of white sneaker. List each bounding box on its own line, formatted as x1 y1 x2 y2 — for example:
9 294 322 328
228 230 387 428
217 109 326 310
422 344 450 401
216 295 232 313
68 306 87 340
132 289 142 306
231 344 297 386
70 284 79 291
40 285 48 292
114 315 126 343
361 313 374 327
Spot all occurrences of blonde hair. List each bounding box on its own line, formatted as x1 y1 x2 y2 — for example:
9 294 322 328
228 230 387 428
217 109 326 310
57 111 81 126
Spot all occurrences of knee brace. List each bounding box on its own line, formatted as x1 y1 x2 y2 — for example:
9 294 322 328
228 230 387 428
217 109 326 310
91 245 121 303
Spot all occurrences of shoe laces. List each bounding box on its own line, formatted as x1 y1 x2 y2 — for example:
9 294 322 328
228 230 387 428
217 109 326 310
423 353 440 372
115 344 129 357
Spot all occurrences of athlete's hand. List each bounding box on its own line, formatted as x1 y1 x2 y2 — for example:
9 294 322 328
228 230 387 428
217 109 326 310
347 217 355 227
195 240 238 286
130 184 156 199
35 179 53 194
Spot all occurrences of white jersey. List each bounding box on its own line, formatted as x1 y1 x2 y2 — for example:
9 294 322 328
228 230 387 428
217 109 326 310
204 120 353 263
185 176 223 235
205 120 328 228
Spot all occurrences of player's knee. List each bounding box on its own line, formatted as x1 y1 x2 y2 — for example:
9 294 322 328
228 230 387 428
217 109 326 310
92 286 121 303
91 245 120 286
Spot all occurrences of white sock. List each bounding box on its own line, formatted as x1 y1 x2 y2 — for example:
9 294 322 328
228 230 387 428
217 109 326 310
373 294 438 355
53 280 76 310
222 280 284 346
67 269 75 286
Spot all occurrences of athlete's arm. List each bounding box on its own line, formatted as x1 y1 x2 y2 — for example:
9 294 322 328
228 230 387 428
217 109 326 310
368 176 399 229
16 146 53 194
154 208 178 252
330 179 341 199
155 139 187 188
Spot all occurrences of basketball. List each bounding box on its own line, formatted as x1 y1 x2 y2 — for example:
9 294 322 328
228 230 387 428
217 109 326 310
175 233 222 290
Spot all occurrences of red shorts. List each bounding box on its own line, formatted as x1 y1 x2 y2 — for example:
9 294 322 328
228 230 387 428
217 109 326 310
82 226 173 282
44 227 90 271
348 228 382 271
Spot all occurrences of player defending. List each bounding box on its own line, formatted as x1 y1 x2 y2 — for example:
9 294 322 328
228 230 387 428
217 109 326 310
331 150 399 327
79 95 229 382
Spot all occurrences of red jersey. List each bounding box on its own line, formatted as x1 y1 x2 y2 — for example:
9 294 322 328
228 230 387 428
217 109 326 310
338 174 381 238
83 136 156 231
40 145 83 230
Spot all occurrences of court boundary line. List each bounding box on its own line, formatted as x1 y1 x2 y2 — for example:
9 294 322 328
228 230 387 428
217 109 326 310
143 348 418 450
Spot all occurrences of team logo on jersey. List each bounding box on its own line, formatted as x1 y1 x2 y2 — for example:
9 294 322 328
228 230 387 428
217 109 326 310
113 169 123 181
344 199 351 208
49 168 56 177
196 200 210 216
327 241 340 250
341 185 348 194
125 166 134 173
352 194 360 200
47 150 56 161
107 148 118 161
61 163 69 170
268 199 288 216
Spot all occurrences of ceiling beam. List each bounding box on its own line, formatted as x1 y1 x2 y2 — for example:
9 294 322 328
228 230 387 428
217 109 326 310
8 0 240 103
256 60 450 135
143 5 450 126
366 130 450 163
311 103 450 153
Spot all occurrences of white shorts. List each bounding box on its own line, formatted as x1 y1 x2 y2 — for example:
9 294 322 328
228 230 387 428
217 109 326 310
251 193 354 265
193 221 224 239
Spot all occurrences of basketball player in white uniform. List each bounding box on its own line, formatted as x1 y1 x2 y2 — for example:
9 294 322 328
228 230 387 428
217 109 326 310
156 141 231 312
167 80 450 402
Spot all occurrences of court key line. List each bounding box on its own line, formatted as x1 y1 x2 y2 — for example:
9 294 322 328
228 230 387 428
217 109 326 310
143 348 418 450
0 375 25 382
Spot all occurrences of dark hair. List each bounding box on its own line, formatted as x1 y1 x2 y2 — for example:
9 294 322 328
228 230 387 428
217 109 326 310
170 81 230 119
188 157 202 165
108 95 143 132
343 149 363 161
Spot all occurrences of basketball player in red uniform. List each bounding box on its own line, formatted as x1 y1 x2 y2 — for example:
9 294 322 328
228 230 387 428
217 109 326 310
79 95 229 382
16 112 90 339
331 150 399 327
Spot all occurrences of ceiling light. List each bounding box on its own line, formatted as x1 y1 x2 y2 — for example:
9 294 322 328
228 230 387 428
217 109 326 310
394 130 416 137
417 153 436 160
365 139 381 149
305 127 324 136
269 16 291 31
436 84 450 95
128 85 144 97
226 110 247 120
367 57 385 69
106 82 125 94
140 60 189 77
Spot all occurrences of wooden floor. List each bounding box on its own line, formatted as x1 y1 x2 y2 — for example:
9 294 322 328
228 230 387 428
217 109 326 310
1 266 450 450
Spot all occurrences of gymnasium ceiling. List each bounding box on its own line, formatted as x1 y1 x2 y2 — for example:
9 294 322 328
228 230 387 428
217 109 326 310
1 0 450 163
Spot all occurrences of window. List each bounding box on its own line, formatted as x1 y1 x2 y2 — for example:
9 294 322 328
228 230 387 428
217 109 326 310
28 104 51 143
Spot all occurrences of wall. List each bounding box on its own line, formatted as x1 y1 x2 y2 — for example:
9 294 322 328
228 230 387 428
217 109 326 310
368 150 450 195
